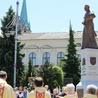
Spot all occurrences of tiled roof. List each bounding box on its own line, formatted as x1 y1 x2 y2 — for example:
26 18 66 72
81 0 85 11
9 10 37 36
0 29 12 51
18 31 98 40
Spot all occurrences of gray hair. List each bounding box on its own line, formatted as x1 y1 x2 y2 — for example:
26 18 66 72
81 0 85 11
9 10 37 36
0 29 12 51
86 84 97 95
66 83 75 92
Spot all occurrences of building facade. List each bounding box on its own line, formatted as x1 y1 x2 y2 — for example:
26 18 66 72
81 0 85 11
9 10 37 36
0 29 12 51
17 31 91 67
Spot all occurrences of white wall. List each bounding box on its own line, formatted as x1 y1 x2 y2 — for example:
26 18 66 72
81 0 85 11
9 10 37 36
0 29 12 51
20 39 71 66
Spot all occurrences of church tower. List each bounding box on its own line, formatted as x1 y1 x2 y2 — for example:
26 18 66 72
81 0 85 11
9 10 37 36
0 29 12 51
20 0 31 33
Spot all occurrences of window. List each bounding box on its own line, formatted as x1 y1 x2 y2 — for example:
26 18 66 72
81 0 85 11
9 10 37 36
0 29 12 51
42 52 50 64
29 52 36 66
76 43 81 47
57 52 64 66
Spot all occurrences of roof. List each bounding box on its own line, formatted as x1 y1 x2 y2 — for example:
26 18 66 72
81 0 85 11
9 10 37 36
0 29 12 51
18 31 84 40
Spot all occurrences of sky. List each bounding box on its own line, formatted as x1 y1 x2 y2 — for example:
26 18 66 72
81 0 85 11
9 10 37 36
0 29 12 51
0 0 98 33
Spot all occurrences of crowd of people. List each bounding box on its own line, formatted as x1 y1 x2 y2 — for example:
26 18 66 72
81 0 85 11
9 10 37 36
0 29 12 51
14 86 29 98
0 70 98 98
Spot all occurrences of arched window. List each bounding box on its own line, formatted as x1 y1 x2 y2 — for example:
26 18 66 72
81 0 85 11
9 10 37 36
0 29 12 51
57 52 64 66
29 52 36 66
42 52 50 64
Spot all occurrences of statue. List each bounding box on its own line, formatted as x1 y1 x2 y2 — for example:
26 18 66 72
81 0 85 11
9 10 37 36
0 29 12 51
81 5 98 49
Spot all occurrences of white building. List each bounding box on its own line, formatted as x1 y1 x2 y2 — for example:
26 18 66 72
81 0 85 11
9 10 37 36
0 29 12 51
18 31 98 66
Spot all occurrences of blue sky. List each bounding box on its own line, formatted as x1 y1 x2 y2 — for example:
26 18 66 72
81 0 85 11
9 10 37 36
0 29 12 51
0 0 98 32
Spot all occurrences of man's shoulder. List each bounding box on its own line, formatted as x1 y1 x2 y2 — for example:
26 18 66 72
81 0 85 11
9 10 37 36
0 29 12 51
4 83 13 89
5 83 12 87
45 91 51 95
64 95 76 98
84 94 97 98
0 80 13 89
28 90 51 98
27 90 35 98
29 90 35 95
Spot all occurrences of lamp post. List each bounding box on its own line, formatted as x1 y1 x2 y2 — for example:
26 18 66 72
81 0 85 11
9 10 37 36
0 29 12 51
13 0 19 88
5 1 19 87
5 0 27 87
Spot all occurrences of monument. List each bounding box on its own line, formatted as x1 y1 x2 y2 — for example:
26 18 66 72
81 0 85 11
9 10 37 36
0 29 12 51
76 5 98 98
81 5 97 49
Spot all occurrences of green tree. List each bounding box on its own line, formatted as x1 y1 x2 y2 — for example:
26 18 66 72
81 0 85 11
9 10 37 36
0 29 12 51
62 23 80 86
38 60 64 92
0 6 25 87
52 66 64 88
21 59 37 88
26 59 37 85
27 59 33 78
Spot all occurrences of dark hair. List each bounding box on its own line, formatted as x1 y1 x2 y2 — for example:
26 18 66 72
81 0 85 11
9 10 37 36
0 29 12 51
0 70 7 78
34 77 43 87
85 5 90 9
24 86 27 89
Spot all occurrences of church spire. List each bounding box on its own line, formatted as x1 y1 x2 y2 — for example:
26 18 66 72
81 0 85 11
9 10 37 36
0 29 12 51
20 0 30 31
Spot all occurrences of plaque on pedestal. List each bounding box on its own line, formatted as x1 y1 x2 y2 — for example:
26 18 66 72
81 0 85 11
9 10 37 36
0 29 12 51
76 49 98 98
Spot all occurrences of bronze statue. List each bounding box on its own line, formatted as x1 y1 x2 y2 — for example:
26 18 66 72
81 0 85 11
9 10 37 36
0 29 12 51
81 5 97 49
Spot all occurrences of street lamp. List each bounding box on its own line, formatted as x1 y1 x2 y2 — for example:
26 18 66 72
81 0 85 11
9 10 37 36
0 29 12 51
5 0 28 87
13 0 19 88
6 0 19 87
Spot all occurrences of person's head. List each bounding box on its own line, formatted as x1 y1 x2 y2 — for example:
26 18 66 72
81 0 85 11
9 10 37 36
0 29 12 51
34 77 43 88
14 87 18 91
24 86 27 92
66 83 75 94
0 70 7 80
86 84 97 95
45 85 49 90
84 5 90 12
62 86 66 93
19 86 23 91
53 88 58 95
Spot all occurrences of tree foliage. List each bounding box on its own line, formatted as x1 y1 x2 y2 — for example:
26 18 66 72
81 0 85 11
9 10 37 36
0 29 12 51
38 60 64 92
0 6 25 87
21 59 37 88
62 23 80 86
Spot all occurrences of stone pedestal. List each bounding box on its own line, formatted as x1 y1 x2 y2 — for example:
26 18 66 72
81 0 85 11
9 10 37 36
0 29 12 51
76 49 98 98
